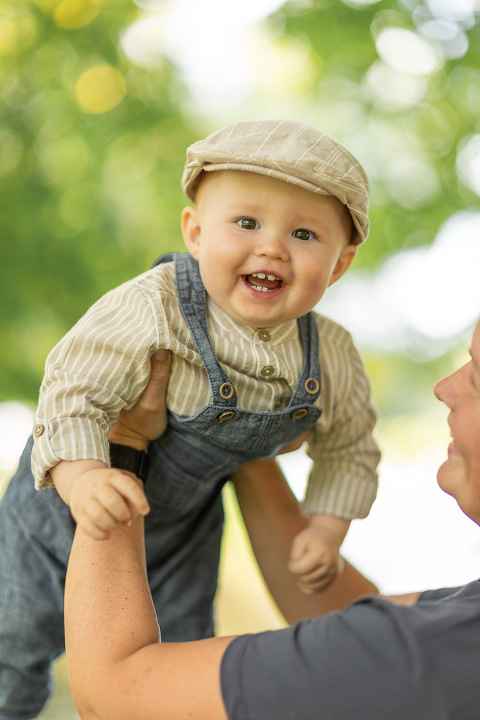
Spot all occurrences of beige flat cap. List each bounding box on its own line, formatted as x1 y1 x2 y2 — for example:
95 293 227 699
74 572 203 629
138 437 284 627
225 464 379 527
181 119 370 244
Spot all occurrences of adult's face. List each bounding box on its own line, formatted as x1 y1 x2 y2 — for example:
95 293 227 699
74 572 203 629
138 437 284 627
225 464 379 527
434 318 480 524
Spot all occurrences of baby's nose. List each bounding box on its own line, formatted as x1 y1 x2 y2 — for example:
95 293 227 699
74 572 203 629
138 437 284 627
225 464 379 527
254 233 289 261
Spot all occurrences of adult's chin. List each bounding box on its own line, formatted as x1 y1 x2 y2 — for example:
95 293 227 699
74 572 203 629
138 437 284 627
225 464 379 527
436 457 456 496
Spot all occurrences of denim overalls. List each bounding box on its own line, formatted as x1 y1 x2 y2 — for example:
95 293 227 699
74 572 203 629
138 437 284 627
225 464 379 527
0 252 322 719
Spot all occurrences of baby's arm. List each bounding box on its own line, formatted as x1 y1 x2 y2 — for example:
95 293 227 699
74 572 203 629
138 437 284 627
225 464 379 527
232 459 377 624
288 514 350 594
52 461 150 540
52 350 172 540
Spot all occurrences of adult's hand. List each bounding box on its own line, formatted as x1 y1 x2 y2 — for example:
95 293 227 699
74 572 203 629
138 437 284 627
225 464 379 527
109 350 171 450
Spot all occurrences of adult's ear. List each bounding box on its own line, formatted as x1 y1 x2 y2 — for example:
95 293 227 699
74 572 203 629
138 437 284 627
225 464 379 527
181 205 201 260
328 244 357 287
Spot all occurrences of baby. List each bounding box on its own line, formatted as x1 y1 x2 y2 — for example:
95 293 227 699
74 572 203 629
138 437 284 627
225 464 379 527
33 119 380 600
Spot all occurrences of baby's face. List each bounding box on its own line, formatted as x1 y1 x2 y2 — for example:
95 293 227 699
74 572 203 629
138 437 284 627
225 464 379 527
181 170 356 328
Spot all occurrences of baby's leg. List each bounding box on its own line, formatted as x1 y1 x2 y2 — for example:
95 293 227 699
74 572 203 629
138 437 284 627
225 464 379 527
145 485 225 641
0 437 75 720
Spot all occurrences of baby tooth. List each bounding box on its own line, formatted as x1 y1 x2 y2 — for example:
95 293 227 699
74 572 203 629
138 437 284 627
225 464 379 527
267 275 277 281
252 284 269 292
256 273 266 279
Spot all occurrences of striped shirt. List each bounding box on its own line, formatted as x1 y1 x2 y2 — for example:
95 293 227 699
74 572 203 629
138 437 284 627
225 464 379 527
32 261 380 518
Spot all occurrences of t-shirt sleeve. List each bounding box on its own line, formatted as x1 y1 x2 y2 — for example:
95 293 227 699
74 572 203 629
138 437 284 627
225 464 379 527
220 588 480 720
304 320 380 519
418 585 468 602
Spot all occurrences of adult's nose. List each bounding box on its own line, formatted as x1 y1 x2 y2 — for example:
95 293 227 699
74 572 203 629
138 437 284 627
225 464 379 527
434 365 463 409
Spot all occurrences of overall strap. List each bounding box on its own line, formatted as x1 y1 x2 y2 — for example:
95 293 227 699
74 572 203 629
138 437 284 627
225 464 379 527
174 253 238 408
288 312 322 407
151 252 178 268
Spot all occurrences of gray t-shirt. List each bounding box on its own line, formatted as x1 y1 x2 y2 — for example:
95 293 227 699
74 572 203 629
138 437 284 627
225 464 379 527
220 580 480 720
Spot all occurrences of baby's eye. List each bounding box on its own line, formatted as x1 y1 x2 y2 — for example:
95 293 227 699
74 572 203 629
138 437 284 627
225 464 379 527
237 217 260 230
292 228 317 241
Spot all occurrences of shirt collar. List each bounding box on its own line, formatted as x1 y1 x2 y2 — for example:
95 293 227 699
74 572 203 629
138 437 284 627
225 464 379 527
207 297 299 344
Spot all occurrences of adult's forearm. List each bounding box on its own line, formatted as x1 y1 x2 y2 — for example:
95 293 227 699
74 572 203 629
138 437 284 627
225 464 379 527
383 592 421 606
232 459 378 624
65 518 231 720
65 518 158 716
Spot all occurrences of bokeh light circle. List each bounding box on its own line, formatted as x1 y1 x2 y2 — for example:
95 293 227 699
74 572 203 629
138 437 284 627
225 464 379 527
53 0 100 30
75 64 127 114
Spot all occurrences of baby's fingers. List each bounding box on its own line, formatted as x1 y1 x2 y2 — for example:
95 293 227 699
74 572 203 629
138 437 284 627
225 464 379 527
297 579 329 595
109 472 150 517
296 560 342 594
76 501 118 540
92 484 135 529
288 549 324 576
298 564 329 583
288 532 310 565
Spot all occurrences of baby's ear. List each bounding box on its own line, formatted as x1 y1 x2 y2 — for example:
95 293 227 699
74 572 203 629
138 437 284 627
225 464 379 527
328 244 357 287
181 205 201 259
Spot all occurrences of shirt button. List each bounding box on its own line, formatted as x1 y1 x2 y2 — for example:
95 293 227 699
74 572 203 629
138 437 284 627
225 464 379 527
260 366 274 379
258 330 270 342
34 424 45 437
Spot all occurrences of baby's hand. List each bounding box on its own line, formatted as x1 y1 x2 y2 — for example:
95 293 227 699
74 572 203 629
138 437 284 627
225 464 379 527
70 467 151 540
288 523 343 594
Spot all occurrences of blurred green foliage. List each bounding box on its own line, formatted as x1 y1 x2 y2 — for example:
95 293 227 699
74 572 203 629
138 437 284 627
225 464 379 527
268 0 480 269
1 0 194 401
1 0 479 407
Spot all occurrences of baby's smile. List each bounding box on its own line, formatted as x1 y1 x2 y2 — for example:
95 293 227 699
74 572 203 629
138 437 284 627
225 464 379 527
244 272 283 293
